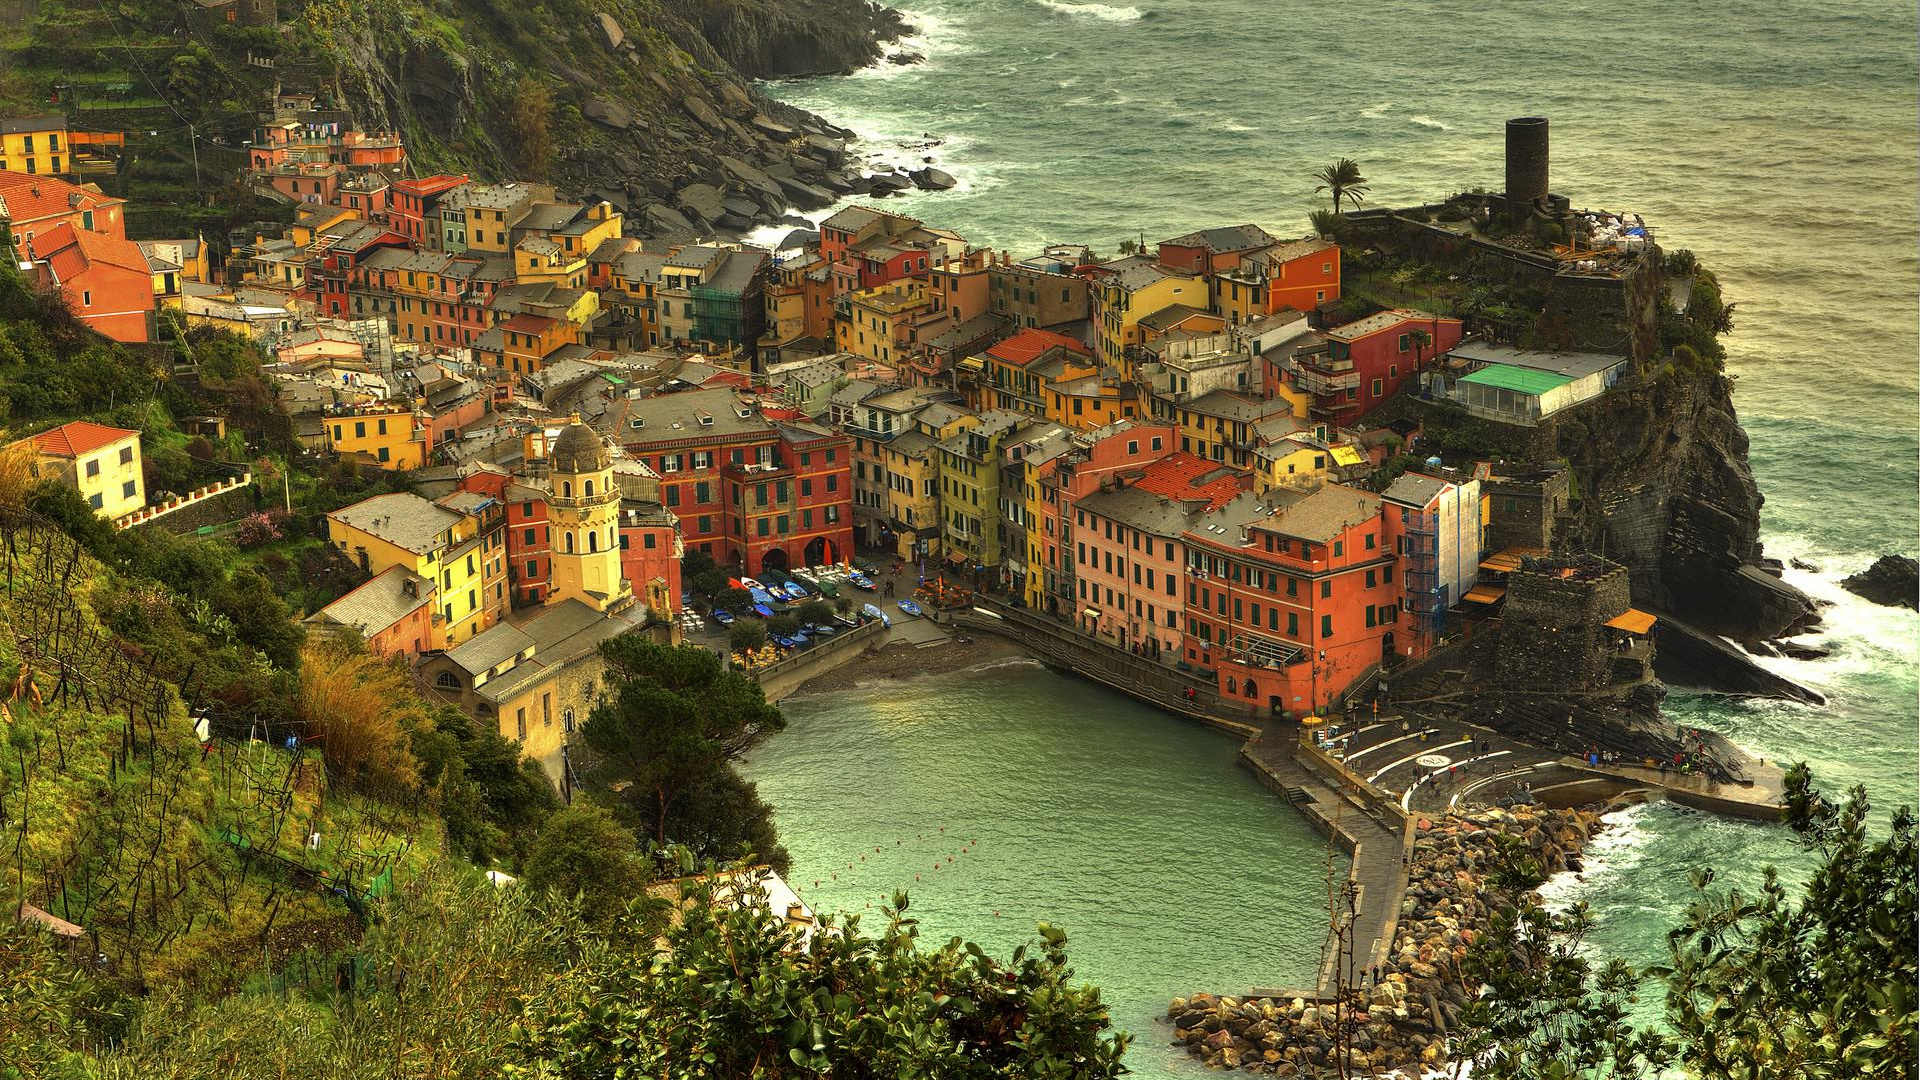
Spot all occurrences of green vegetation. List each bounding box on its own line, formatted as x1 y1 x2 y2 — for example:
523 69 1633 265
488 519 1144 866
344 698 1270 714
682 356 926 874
579 635 789 869
1457 767 1916 1079
1313 158 1370 216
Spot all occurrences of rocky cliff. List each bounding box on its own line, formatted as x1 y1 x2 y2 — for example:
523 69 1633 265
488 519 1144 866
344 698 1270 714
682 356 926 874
271 0 909 235
1396 268 1813 649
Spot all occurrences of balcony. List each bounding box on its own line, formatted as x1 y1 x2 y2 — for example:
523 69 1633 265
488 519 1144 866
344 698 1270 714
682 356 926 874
1292 367 1360 396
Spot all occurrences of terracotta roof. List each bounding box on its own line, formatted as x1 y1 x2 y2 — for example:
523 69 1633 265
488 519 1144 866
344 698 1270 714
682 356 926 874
33 222 152 278
391 174 470 199
499 312 558 334
28 420 138 458
1128 450 1247 510
0 171 121 227
984 328 1089 368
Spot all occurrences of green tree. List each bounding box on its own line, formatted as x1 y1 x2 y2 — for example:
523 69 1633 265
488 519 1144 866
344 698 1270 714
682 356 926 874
1314 158 1370 216
683 548 718 579
797 599 835 625
509 885 1130 1078
731 616 769 653
521 804 648 923
508 76 555 179
1457 767 1917 1079
580 636 785 847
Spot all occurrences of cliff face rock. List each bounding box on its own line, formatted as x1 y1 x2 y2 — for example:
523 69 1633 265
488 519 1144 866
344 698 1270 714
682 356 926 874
271 0 903 236
661 0 908 78
1551 371 1813 641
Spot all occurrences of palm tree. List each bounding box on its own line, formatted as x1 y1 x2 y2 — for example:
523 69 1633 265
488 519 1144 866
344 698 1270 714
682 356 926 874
1409 328 1434 371
1314 159 1370 216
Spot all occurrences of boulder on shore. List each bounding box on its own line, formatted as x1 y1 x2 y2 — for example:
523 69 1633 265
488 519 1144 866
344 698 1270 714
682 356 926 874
1841 555 1918 610
910 167 958 191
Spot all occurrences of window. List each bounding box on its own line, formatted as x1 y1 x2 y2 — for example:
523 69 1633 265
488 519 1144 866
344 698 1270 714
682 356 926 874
1287 612 1299 635
516 708 527 740
85 459 100 478
122 480 136 498
435 671 460 689
526 560 538 577
563 706 575 733
1371 378 1384 398
1365 569 1377 589
1321 579 1332 599
542 693 551 727
1364 533 1376 550
118 446 133 465
1397 333 1411 352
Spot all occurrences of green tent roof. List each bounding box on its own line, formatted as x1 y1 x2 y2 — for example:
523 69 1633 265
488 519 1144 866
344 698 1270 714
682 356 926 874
1458 365 1575 396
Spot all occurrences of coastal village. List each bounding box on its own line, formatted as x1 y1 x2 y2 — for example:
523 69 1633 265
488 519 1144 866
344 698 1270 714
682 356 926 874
0 57 1898 1075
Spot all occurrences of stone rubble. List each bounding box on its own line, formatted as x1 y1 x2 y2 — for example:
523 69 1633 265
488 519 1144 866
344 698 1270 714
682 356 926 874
1167 805 1603 1077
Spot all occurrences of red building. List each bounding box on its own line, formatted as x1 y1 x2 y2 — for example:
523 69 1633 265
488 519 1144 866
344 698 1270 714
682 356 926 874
619 502 684 616
0 171 127 248
388 174 469 249
601 387 853 575
27 222 155 342
816 204 953 295
1283 309 1464 427
1027 419 1181 615
1180 484 1398 717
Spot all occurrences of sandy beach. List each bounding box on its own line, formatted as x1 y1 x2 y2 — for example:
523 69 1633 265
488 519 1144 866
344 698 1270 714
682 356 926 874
787 633 1032 697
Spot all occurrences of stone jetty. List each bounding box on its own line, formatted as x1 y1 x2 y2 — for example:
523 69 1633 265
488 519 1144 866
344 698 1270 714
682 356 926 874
1167 805 1603 1076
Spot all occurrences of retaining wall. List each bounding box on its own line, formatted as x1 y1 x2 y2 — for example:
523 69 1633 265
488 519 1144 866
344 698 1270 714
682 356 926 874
753 620 885 701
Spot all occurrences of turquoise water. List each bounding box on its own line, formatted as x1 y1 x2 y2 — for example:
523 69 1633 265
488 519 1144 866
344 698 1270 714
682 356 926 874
743 660 1337 1075
750 0 1920 1069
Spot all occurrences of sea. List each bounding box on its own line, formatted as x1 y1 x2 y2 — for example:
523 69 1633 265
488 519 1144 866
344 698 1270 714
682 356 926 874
742 2 1920 1074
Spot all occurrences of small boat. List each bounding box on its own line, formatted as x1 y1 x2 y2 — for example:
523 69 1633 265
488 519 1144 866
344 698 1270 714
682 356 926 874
847 571 876 591
711 608 735 625
805 622 837 637
752 603 775 618
896 599 923 617
740 577 764 591
770 634 796 649
862 603 891 628
832 614 860 629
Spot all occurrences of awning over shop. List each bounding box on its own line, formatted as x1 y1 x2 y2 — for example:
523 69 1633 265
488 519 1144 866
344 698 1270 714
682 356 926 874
1479 547 1549 573
1330 445 1365 467
1462 583 1507 604
1082 607 1101 619
1604 608 1658 635
946 550 969 565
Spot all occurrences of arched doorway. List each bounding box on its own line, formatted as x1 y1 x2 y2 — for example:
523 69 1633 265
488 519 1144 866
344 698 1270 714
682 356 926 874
803 535 838 567
760 547 791 574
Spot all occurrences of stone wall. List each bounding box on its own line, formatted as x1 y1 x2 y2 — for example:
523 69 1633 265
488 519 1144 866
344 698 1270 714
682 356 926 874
753 619 884 701
1482 466 1573 553
1494 556 1631 692
125 480 261 535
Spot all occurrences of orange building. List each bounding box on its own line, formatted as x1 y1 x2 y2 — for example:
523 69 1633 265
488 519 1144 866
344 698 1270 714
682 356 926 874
1261 238 1341 316
1181 484 1397 718
0 170 126 250
307 566 438 658
27 222 155 342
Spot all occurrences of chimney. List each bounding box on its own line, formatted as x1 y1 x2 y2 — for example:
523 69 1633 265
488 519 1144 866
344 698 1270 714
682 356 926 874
1505 117 1550 221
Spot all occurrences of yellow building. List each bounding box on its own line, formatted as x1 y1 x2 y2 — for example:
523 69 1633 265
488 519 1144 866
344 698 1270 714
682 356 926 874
324 402 428 469
0 116 124 177
882 402 977 560
459 182 555 254
19 421 143 519
1162 389 1293 469
1091 257 1204 375
1046 374 1138 431
835 280 928 365
545 423 632 612
326 490 507 647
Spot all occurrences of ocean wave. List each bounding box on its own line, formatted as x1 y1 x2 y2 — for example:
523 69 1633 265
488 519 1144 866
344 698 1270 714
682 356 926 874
1035 0 1146 22
1409 115 1451 130
1538 801 1656 913
1360 102 1394 119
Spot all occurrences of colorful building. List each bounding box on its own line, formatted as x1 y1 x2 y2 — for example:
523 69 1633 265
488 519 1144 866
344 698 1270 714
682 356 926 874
307 566 437 658
1180 484 1398 716
18 421 143 519
980 328 1094 417
1090 256 1204 375
1283 309 1464 427
0 116 124 178
388 174 470 250
324 401 429 469
25 222 156 342
325 490 508 647
1070 451 1247 656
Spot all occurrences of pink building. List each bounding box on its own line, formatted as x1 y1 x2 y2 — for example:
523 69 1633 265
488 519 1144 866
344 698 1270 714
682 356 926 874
1069 451 1248 657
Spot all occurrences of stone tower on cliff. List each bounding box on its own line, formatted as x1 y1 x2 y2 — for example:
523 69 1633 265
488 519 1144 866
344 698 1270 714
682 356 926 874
546 422 632 613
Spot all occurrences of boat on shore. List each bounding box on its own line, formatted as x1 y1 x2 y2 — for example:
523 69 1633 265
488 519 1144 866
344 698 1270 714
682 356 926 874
896 599 924 617
862 602 891 628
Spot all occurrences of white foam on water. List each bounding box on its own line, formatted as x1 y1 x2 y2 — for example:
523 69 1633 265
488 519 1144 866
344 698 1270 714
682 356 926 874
1409 115 1451 130
1360 102 1394 119
1034 0 1146 22
1537 801 1656 914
